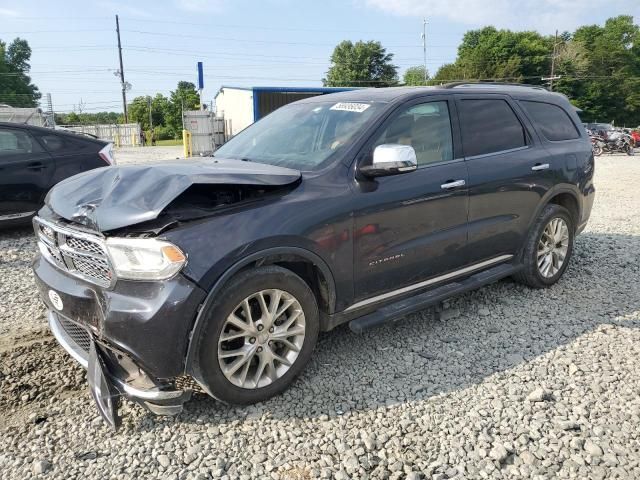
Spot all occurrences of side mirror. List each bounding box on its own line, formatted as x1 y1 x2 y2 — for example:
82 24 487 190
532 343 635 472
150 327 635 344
359 144 417 177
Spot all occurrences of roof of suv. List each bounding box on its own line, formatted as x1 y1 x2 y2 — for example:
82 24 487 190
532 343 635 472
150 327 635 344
301 84 568 105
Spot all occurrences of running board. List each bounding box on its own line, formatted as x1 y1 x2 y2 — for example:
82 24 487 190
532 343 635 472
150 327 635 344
348 263 521 333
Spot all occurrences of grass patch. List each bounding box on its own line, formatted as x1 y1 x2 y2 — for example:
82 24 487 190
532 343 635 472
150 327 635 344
155 139 182 146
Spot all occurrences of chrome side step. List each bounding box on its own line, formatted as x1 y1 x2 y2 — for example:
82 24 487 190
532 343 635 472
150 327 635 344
348 262 521 333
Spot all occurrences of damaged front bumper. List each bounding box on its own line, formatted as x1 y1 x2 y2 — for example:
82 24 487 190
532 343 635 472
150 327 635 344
33 247 206 429
48 310 192 428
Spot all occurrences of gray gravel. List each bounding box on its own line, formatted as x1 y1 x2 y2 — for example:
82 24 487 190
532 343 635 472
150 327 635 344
1 154 639 479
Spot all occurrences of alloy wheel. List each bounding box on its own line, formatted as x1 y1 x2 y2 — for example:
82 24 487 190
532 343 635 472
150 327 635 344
537 217 569 278
218 289 306 389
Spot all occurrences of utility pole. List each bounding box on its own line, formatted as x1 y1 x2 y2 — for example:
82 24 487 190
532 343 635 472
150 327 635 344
148 96 152 131
550 30 558 91
543 30 561 91
421 18 427 84
115 15 128 122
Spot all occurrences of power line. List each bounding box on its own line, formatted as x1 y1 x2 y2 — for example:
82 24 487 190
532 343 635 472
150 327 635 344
121 29 456 48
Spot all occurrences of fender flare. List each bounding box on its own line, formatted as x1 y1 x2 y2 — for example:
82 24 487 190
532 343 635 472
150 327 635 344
519 185 581 260
184 246 337 374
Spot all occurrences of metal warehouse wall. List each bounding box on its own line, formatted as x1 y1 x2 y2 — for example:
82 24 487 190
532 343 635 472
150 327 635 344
256 92 323 120
215 88 254 136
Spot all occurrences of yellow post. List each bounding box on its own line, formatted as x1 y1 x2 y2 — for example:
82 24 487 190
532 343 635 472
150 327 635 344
182 130 192 158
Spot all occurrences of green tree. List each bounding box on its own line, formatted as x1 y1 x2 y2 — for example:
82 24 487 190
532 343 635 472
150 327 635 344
0 37 41 107
555 16 640 125
167 81 200 135
127 93 172 131
403 66 429 86
323 40 398 87
55 111 123 125
431 27 552 84
128 96 151 129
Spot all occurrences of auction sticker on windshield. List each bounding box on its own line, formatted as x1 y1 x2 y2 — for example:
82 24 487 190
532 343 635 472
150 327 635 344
330 102 371 113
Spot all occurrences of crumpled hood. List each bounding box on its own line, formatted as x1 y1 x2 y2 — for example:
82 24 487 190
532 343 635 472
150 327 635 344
45 158 301 232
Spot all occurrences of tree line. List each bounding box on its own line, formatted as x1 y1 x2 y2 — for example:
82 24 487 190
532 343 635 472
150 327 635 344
56 81 201 140
3 15 639 131
323 15 640 126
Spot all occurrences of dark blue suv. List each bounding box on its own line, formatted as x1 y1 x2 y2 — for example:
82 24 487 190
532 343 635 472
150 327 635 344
32 84 595 427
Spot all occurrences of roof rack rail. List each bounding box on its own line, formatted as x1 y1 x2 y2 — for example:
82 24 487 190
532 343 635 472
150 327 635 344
442 82 548 91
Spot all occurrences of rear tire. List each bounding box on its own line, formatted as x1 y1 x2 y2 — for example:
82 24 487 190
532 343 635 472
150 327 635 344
625 143 635 156
513 204 574 289
194 265 319 405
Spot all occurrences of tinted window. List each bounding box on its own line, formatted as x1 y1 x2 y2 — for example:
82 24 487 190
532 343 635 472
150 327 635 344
38 133 93 153
373 101 453 166
0 128 44 157
39 134 65 151
521 101 580 141
459 99 526 157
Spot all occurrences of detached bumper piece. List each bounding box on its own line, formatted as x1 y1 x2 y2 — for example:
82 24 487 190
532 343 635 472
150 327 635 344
48 311 192 429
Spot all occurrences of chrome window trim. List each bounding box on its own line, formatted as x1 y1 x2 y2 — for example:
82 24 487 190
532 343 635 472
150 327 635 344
0 211 36 221
464 145 530 161
345 254 514 312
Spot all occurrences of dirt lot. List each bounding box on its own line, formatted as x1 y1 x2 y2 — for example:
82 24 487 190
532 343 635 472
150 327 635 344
0 151 639 479
115 145 185 164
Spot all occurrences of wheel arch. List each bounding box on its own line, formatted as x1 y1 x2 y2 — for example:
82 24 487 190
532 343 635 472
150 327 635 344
519 186 581 262
184 246 337 374
547 191 580 230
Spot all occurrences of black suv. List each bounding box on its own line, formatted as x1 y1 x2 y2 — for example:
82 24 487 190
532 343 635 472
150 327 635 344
32 84 595 427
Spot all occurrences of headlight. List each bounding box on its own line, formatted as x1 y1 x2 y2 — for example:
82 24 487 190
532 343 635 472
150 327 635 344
105 237 186 280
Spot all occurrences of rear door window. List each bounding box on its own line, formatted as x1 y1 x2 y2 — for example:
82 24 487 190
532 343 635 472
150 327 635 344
0 128 44 158
458 98 527 157
520 101 580 141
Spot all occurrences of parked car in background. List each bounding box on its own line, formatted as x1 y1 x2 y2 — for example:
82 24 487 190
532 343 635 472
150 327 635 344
585 122 614 138
33 84 595 428
0 122 115 227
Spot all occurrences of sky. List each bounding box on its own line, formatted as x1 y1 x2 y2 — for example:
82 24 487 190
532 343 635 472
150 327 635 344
1 0 638 114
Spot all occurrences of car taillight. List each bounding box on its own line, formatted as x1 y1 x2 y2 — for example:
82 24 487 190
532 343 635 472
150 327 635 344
98 144 116 165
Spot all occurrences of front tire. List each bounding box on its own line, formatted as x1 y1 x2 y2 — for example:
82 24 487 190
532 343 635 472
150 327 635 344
194 265 319 405
593 144 603 156
514 204 574 288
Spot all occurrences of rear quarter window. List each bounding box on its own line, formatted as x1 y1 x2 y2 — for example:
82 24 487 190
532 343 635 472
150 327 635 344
521 101 580 141
38 133 98 153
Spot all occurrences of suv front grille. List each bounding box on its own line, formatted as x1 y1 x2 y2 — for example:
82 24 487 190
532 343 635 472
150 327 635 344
58 314 91 355
34 217 114 288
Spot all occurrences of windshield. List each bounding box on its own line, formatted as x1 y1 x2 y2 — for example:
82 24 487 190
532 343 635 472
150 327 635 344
214 100 384 171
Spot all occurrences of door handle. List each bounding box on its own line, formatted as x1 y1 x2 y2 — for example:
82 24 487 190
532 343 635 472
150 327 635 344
531 163 550 171
440 179 466 190
26 162 45 170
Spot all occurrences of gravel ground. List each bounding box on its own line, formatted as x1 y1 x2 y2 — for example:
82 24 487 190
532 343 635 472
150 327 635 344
1 153 639 479
115 145 185 165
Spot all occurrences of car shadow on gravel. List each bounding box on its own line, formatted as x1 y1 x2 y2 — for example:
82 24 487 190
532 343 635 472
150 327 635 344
127 231 639 432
